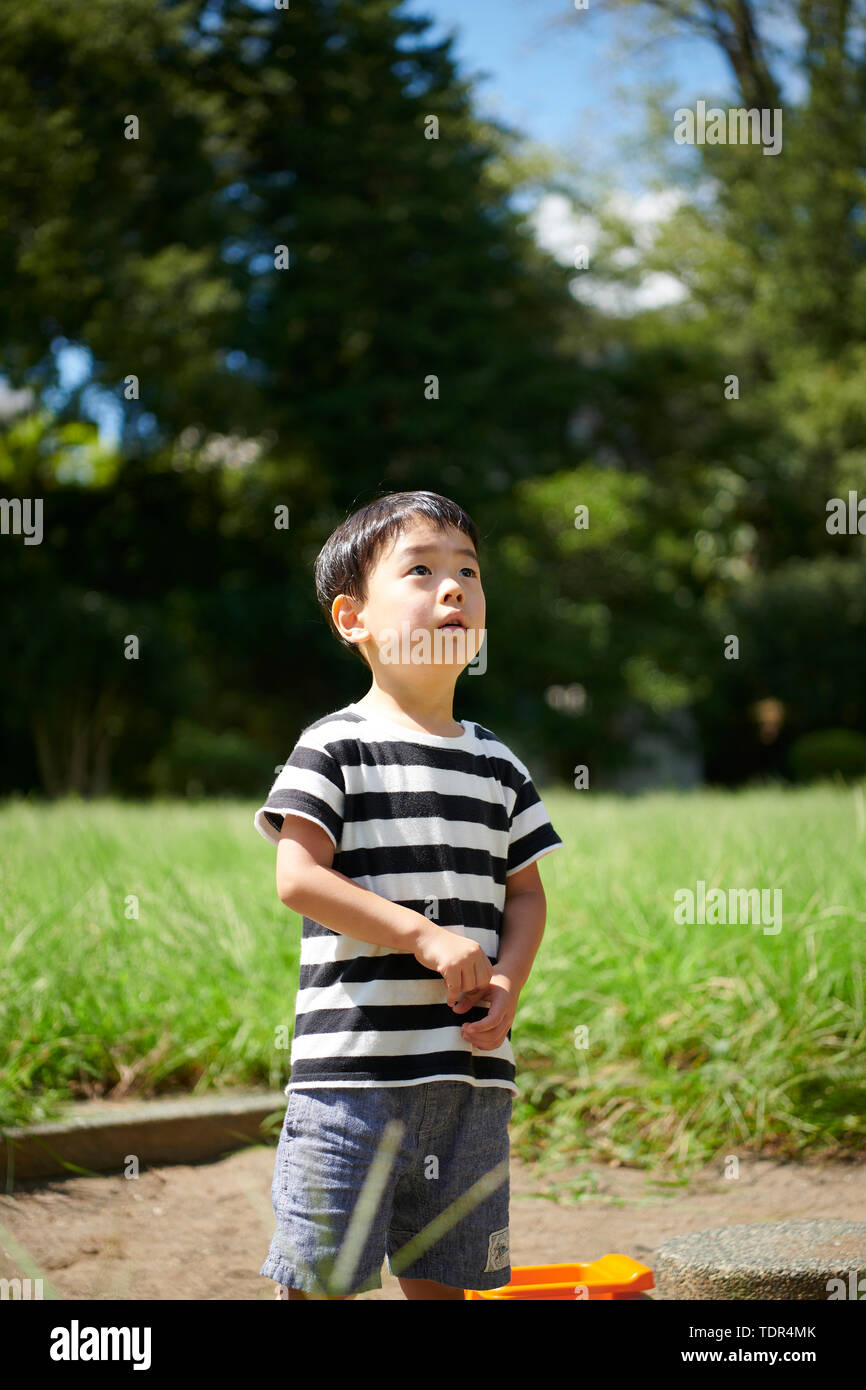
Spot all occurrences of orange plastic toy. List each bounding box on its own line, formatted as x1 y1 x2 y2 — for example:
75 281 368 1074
464 1253 654 1300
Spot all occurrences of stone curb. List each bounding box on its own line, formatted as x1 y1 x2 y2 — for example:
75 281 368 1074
655 1220 866 1300
0 1090 288 1184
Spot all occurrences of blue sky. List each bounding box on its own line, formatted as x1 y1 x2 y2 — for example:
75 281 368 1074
400 0 736 184
2 0 804 445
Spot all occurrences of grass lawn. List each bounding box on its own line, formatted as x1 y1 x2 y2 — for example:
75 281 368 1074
2 783 864 1177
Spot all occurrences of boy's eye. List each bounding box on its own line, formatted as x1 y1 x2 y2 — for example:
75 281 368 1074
409 564 478 578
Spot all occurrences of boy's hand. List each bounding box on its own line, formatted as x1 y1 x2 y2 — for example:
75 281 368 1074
413 922 493 1006
453 974 517 1051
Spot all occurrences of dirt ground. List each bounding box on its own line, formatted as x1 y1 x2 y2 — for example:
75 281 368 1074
2 1138 864 1300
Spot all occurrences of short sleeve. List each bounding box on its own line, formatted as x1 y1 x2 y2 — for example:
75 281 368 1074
253 734 345 850
506 770 563 876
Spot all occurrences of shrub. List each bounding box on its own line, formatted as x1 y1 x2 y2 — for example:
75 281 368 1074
147 719 269 796
787 728 866 782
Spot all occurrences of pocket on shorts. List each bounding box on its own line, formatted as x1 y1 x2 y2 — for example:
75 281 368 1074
273 1091 308 1197
282 1089 301 1135
281 1087 317 1138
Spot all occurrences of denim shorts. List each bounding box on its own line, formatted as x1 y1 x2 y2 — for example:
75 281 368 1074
260 1081 514 1295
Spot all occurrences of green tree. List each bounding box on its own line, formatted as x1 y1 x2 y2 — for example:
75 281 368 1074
0 0 586 795
547 0 866 777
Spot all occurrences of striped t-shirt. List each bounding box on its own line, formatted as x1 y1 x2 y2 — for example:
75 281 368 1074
253 701 564 1097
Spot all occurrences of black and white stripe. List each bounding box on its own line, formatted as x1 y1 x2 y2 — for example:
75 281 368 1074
254 704 563 1096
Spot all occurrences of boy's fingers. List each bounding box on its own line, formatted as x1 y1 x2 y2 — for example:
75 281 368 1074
463 1004 502 1032
464 1013 498 1032
451 987 488 1012
443 972 463 1006
463 1032 504 1050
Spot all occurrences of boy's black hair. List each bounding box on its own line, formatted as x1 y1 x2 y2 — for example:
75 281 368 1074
314 490 481 667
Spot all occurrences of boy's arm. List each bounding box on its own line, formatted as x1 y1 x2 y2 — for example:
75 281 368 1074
456 859 547 1047
276 814 494 1003
491 859 548 993
276 813 429 952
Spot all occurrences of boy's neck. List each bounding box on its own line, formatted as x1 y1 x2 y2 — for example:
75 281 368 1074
353 689 463 738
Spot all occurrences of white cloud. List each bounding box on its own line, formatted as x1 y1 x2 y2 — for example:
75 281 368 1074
529 188 691 313
0 379 35 418
531 192 599 263
570 270 689 314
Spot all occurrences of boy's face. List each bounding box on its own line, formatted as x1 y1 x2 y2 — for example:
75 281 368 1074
336 519 485 681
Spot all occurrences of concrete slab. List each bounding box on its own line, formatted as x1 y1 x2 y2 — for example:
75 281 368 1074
655 1219 866 1299
0 1090 288 1183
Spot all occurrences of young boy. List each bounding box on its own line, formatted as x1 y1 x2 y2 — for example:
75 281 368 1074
254 490 563 1300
